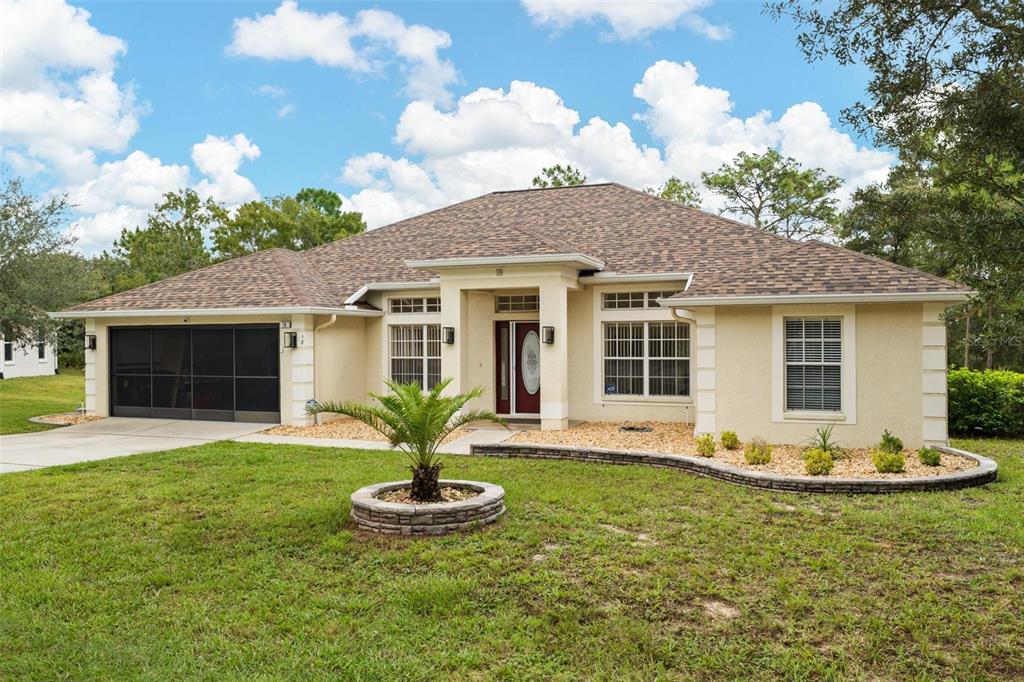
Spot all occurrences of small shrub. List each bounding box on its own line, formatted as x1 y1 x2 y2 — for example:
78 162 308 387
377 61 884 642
743 438 772 465
804 448 834 476
720 431 740 450
872 449 906 473
879 429 903 454
918 447 942 466
695 434 715 457
804 424 846 458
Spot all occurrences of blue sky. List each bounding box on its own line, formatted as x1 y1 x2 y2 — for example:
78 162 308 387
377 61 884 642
1 1 890 254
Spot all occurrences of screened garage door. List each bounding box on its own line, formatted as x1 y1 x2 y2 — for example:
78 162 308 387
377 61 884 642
110 325 280 423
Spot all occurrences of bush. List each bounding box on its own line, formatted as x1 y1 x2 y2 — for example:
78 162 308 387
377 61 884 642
695 434 715 457
879 429 903 454
872 449 906 473
918 447 942 466
720 431 740 450
803 424 846 458
743 438 772 465
804 448 834 476
948 368 1024 437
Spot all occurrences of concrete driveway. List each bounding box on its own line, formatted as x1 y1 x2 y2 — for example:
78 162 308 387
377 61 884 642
0 418 270 473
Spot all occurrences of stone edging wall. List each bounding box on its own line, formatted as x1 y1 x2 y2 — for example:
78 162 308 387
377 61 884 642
469 443 997 494
350 479 505 535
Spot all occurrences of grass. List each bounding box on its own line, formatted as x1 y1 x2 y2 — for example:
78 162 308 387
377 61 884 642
0 438 1022 680
0 369 84 434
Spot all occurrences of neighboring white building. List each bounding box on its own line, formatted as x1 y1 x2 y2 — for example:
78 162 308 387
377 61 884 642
1 336 57 379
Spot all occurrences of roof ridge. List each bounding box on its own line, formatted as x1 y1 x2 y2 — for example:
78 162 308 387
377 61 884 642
269 248 314 306
606 182 803 248
804 239 970 291
682 240 813 296
67 248 294 311
490 182 617 195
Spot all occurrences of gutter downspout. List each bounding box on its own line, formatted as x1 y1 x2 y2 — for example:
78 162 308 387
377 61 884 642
311 314 338 423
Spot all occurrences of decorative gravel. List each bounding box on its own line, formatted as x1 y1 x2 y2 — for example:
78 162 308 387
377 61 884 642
376 485 481 504
266 419 470 443
31 413 103 426
508 421 978 479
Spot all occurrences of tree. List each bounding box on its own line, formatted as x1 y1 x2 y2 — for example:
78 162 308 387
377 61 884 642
212 188 365 259
532 164 587 189
645 177 701 207
701 150 843 239
308 378 505 501
0 178 89 346
772 0 1024 369
108 188 223 286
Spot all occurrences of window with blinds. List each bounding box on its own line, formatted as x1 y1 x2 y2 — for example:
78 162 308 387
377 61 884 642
603 321 690 397
389 324 441 389
785 317 842 411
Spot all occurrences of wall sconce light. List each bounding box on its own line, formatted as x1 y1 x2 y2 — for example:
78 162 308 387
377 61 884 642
541 326 555 344
84 334 97 350
283 331 298 348
442 326 455 344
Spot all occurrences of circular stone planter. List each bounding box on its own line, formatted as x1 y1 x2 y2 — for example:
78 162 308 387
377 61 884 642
350 479 505 535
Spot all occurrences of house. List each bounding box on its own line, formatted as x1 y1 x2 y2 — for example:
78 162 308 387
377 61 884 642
55 184 969 447
1 336 57 380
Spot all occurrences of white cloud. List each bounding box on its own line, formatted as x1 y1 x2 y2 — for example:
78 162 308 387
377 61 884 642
521 0 730 41
191 133 262 205
0 0 142 183
340 59 893 228
65 151 191 253
276 103 296 118
228 1 458 104
254 84 287 98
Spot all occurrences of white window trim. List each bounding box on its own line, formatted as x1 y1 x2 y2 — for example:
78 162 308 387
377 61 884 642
592 284 693 405
386 323 441 390
771 305 857 424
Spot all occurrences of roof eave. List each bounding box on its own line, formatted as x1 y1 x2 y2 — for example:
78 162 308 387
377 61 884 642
658 291 973 307
50 305 384 319
343 280 441 305
405 253 606 271
578 271 692 285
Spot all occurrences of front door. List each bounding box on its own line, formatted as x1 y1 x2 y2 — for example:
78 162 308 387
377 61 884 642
495 321 540 415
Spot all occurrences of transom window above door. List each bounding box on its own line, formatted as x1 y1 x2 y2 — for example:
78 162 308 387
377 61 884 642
495 294 539 312
388 297 440 314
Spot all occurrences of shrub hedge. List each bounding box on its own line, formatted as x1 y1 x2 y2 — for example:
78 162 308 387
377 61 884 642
948 368 1024 437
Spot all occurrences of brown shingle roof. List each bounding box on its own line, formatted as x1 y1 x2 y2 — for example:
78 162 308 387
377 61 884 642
672 239 969 300
64 183 968 313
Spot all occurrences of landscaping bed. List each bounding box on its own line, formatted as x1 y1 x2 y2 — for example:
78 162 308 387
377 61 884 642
507 421 978 480
266 418 470 443
28 412 103 427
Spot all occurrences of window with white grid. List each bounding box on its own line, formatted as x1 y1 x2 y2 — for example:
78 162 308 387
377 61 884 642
389 324 441 389
388 297 440 314
785 317 842 411
603 322 689 397
495 294 538 312
602 291 680 310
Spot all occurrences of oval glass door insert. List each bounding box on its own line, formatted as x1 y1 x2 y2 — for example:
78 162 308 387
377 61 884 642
521 330 541 395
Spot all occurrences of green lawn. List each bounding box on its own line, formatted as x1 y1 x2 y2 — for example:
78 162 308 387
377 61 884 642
1 439 1022 680
0 369 85 434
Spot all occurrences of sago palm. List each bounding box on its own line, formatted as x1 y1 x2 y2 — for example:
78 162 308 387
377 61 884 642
307 378 505 501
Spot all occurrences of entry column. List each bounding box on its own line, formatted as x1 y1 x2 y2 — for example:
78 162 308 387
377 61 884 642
440 280 468 395
539 277 569 430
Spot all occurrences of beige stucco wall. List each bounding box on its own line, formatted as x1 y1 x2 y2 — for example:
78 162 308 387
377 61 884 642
312 315 366 414
714 303 927 448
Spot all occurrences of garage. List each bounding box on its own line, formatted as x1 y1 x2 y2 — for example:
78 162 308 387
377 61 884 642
110 325 280 423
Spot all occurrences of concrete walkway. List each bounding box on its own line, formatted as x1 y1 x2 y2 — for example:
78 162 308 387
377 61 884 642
235 426 517 455
0 418 268 473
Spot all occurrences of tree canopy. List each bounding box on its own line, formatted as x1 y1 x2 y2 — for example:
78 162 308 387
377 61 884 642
532 165 587 189
645 177 701 207
701 150 842 240
212 188 365 260
0 178 89 345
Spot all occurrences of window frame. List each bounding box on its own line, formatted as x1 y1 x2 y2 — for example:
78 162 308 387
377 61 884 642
601 320 690 398
3 341 13 363
771 305 857 424
388 297 440 314
601 291 679 310
495 294 539 313
388 323 441 390
783 317 842 413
